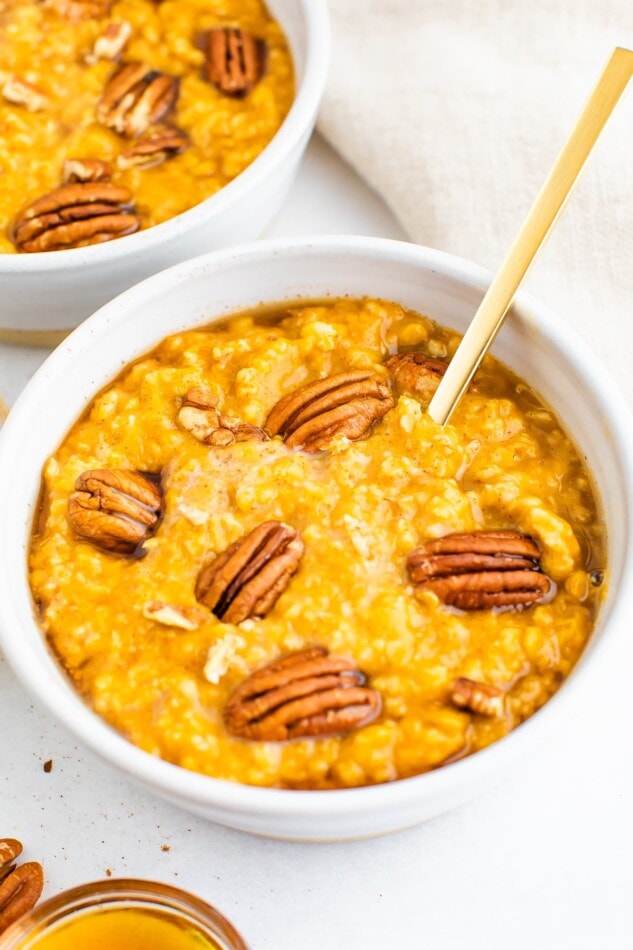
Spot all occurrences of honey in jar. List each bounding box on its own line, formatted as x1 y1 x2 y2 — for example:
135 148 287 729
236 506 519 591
17 906 222 950
3 881 247 950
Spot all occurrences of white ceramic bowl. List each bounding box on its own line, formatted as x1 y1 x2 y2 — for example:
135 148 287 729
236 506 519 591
0 0 329 340
1 237 631 841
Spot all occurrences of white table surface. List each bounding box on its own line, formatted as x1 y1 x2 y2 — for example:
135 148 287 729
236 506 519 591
2 134 632 950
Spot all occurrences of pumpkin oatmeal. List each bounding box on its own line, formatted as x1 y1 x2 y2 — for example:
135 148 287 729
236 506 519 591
29 298 605 789
0 0 293 253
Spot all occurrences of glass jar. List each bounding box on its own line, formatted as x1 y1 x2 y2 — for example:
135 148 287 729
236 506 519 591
1 879 249 950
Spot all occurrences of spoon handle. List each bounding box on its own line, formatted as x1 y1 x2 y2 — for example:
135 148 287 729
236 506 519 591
428 46 633 426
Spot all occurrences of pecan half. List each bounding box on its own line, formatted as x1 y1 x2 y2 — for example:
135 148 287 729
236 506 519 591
450 677 506 717
386 353 448 402
118 125 189 170
407 530 551 609
2 77 48 112
97 63 180 138
62 158 112 183
196 521 304 624
0 840 22 885
88 20 132 62
68 469 162 555
13 182 138 253
44 0 111 17
265 370 395 453
178 387 267 446
225 646 382 741
206 27 266 97
0 863 44 935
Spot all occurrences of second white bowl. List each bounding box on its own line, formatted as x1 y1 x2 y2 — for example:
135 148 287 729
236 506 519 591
0 0 329 340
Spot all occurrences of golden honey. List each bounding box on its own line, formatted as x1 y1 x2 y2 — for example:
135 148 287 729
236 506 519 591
16 907 221 950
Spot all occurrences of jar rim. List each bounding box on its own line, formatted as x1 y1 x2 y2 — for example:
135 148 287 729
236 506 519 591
1 878 249 949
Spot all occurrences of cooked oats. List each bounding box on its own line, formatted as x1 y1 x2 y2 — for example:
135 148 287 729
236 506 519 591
29 299 605 788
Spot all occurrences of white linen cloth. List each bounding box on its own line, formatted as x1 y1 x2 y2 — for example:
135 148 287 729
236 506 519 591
318 1 633 401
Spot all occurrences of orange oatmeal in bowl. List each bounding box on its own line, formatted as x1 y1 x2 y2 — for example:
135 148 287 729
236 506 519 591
29 298 606 790
0 0 294 253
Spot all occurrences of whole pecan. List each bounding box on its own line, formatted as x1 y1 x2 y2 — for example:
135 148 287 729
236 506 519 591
118 125 189 170
450 677 506 717
178 387 267 446
68 469 162 555
13 182 139 253
62 158 112 183
265 370 395 452
407 529 551 610
206 27 266 98
386 352 448 402
2 77 48 112
224 646 382 741
196 521 304 624
0 860 44 935
97 63 180 138
44 0 111 17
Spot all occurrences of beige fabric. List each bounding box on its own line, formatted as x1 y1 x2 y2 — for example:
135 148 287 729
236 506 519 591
318 1 633 400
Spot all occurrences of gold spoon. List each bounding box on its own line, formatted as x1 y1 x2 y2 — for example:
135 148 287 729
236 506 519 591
428 46 633 426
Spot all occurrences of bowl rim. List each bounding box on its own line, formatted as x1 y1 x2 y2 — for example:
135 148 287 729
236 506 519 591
0 0 330 273
1 234 632 819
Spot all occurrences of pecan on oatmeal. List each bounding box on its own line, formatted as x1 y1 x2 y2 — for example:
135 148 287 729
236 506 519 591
67 469 162 554
407 530 551 609
265 370 395 452
87 20 133 62
450 677 506 717
196 521 304 623
13 182 139 252
143 601 204 631
206 27 266 98
177 387 267 445
62 158 113 183
97 63 179 138
224 647 382 741
0 839 44 936
1 77 48 112
118 126 189 170
386 352 448 402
